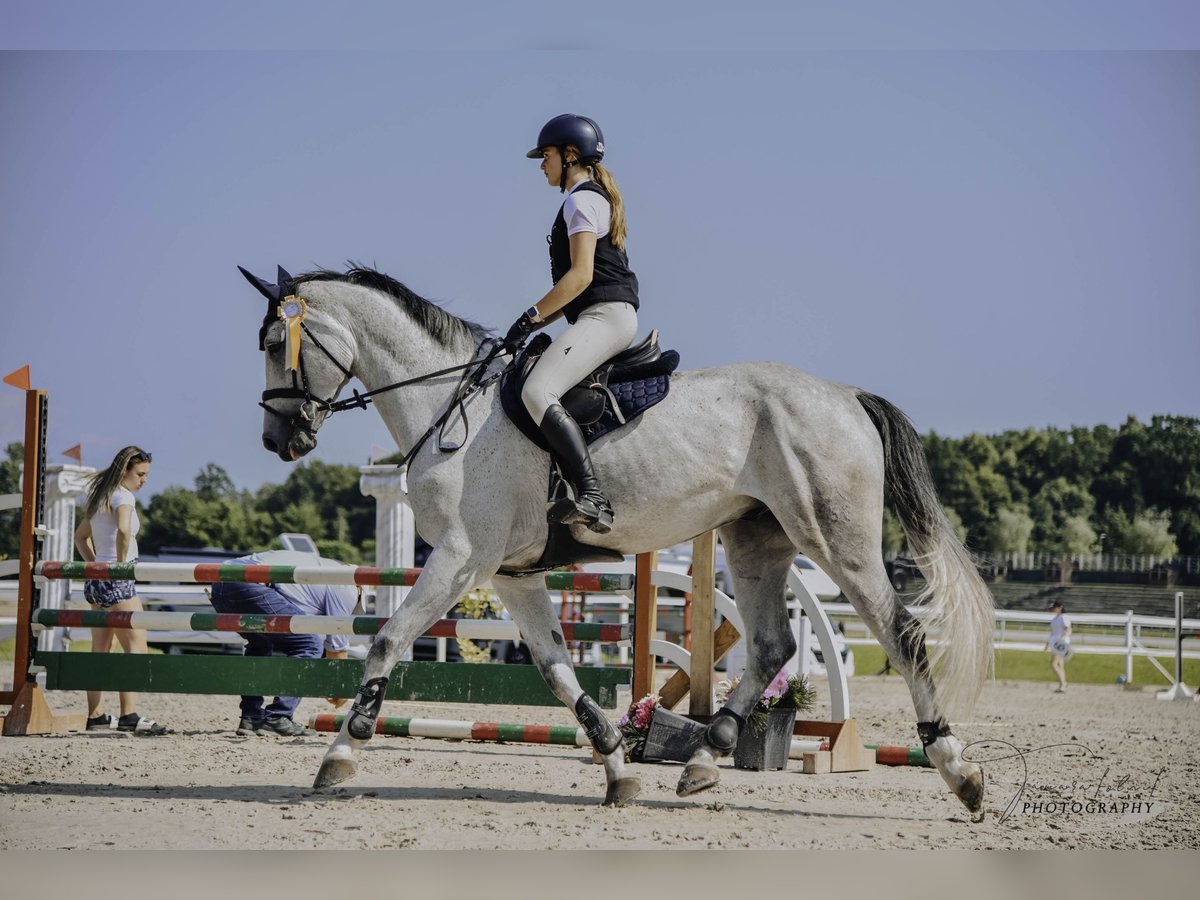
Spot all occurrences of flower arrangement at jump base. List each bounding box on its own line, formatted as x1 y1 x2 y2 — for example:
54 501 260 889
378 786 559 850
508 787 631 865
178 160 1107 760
617 692 661 762
719 669 817 736
617 671 816 768
720 670 817 770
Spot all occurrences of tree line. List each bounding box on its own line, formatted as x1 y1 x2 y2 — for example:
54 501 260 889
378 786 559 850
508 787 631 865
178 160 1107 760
907 414 1198 559
2 414 1197 563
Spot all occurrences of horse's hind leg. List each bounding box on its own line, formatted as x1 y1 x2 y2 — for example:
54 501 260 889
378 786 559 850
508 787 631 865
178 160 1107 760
314 542 485 790
491 573 641 806
678 517 799 797
806 544 986 821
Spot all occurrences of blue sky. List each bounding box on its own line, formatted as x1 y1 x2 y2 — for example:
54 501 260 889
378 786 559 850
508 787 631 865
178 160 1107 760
2 4 1198 497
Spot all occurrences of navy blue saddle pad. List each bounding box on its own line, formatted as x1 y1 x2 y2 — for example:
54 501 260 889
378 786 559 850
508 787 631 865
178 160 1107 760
500 332 680 450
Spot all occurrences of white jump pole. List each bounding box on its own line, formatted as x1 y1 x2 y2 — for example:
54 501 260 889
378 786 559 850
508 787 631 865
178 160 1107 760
1156 591 1196 701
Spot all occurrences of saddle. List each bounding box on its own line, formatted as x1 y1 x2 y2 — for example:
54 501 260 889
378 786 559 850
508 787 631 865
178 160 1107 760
496 330 681 574
500 329 680 452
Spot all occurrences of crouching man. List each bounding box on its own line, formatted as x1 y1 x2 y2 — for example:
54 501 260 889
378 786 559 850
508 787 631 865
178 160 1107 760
210 549 358 736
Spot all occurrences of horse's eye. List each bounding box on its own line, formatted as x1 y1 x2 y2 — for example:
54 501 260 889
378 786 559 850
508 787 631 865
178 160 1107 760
264 339 283 353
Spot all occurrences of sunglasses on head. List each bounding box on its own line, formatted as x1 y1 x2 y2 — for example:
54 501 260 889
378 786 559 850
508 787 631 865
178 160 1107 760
131 451 153 463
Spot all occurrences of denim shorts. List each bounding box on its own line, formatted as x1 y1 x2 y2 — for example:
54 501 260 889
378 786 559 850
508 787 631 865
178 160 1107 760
84 577 137 609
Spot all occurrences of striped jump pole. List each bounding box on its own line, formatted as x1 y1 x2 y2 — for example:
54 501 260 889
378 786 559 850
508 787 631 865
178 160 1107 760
312 712 808 754
34 561 633 593
31 608 630 643
865 743 931 767
786 741 928 766
310 713 588 747
306 713 929 767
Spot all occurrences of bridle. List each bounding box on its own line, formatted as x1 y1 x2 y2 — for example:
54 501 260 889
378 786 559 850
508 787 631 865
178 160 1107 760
259 303 515 468
259 316 357 438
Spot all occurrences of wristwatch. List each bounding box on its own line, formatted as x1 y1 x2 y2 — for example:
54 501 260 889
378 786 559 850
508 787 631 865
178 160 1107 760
525 305 542 324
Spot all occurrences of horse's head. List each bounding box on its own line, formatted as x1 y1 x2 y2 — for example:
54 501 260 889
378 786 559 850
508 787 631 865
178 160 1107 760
241 265 357 462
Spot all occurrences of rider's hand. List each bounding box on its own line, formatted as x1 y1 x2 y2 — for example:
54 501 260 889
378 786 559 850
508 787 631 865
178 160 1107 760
504 308 540 351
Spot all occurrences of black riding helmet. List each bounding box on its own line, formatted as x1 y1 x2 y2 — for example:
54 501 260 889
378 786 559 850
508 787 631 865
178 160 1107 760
526 114 605 192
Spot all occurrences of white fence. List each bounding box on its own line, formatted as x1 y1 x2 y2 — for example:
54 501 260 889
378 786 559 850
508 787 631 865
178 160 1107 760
824 601 1199 687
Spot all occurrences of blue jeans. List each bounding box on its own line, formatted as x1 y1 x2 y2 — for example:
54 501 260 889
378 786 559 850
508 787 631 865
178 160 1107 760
209 582 322 721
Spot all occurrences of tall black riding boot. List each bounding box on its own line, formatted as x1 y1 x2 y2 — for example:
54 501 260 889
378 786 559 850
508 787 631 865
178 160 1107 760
538 404 614 534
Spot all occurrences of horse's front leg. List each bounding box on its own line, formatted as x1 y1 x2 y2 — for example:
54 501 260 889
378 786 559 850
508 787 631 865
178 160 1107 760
314 541 486 789
492 574 641 806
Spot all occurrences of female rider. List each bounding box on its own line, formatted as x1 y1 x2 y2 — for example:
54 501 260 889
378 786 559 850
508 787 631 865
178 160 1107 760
505 113 640 534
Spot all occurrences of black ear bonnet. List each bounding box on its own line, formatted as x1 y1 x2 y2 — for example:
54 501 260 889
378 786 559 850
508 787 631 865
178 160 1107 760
238 264 296 350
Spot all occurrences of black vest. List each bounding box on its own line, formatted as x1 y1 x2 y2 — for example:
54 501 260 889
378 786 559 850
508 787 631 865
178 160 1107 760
549 181 640 324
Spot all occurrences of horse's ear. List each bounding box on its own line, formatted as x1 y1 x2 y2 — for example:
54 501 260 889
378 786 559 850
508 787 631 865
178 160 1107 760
238 265 280 303
276 265 295 295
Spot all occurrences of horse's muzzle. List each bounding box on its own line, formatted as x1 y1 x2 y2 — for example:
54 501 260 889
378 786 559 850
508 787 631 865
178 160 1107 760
287 430 318 460
262 430 317 461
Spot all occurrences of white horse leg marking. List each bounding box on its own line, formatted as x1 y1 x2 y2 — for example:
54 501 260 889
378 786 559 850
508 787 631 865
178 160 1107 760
492 573 640 805
315 542 486 789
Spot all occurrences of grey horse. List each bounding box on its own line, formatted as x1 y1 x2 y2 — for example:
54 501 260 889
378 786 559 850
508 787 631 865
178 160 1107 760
250 266 993 820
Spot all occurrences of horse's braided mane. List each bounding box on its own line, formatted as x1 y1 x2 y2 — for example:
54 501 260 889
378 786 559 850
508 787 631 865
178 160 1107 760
295 266 490 348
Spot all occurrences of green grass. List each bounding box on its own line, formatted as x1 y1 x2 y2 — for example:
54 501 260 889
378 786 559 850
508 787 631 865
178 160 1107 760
852 641 1200 686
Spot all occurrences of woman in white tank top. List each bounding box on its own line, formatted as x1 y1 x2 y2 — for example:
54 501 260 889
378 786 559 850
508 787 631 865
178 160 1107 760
73 445 167 733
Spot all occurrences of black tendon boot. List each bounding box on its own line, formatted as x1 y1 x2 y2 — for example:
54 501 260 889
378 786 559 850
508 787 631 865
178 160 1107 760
539 404 614 534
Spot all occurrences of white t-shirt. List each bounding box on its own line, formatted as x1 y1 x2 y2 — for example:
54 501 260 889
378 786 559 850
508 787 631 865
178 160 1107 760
89 487 139 563
232 550 359 652
563 180 611 239
1049 613 1071 643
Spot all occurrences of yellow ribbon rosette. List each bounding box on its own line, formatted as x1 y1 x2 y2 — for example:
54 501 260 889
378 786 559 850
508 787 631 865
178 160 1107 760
278 295 308 371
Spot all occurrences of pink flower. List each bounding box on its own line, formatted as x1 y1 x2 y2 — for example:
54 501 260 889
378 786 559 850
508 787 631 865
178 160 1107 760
762 669 789 702
624 694 658 732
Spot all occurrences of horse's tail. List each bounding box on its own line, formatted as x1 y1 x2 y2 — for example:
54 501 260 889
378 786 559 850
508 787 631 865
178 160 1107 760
856 391 994 718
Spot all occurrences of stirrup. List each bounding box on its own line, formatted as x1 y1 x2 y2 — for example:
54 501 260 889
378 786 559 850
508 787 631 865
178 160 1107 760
547 492 614 534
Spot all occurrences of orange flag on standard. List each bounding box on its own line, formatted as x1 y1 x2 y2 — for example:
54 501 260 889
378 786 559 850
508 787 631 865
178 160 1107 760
63 444 83 463
3 365 31 391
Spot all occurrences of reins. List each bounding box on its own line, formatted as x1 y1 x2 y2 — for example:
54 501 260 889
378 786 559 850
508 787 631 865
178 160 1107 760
390 338 512 468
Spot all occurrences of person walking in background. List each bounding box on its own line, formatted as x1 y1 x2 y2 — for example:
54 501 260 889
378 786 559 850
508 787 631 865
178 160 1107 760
209 549 359 736
73 445 168 734
1045 599 1073 693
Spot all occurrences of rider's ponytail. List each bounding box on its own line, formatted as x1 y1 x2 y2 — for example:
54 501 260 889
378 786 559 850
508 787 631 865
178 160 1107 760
589 162 627 251
564 143 628 251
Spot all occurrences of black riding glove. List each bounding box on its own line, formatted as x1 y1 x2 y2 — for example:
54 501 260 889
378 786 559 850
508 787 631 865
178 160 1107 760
503 311 538 351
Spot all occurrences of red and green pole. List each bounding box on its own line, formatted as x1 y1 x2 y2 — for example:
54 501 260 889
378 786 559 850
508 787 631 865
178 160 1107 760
32 608 630 643
35 561 633 593
310 713 588 747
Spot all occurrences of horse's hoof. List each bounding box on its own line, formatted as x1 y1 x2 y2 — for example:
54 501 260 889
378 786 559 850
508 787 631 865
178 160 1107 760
313 756 357 789
603 777 642 807
957 768 986 822
676 762 720 797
